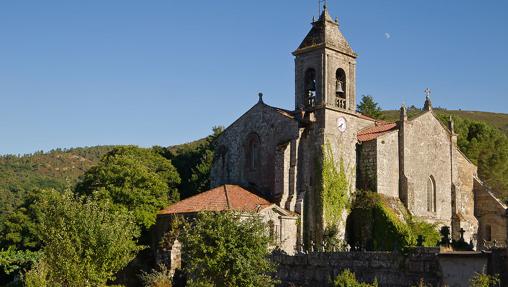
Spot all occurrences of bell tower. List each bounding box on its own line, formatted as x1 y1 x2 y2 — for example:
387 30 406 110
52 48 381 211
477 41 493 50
293 7 357 112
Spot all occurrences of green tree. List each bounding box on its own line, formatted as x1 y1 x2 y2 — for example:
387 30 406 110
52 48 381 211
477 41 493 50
26 190 141 287
0 189 47 251
76 146 181 229
357 95 384 120
163 127 223 199
181 212 276 287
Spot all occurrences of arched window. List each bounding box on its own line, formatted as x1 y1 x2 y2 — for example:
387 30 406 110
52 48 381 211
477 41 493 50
335 68 347 109
245 133 260 171
427 176 436 213
304 68 317 107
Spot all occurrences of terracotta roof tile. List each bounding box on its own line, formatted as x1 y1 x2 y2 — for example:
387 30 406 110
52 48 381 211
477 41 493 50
159 185 272 215
357 122 398 142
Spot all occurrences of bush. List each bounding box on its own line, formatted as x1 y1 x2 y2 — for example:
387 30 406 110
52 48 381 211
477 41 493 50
333 269 378 287
346 191 440 251
141 264 173 287
469 273 500 287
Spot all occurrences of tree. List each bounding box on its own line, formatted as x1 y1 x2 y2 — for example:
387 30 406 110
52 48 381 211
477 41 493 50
26 190 141 287
181 212 277 287
76 146 181 229
357 95 384 120
163 126 223 199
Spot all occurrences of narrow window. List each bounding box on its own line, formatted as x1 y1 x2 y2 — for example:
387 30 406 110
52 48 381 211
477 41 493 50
304 68 317 107
427 176 436 213
335 68 347 109
485 225 492 241
245 133 260 171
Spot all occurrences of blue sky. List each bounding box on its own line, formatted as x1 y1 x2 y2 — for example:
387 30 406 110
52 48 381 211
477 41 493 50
1 0 507 155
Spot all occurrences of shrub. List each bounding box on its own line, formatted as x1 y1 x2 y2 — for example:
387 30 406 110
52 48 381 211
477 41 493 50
333 269 378 287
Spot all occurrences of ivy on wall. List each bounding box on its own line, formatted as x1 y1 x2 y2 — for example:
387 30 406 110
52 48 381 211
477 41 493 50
347 191 440 251
321 143 350 228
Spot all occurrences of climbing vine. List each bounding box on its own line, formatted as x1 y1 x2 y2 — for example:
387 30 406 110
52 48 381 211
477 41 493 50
321 143 349 227
346 191 440 251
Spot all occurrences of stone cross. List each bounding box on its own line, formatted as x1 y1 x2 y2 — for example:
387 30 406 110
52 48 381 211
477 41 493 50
459 228 466 242
424 88 432 99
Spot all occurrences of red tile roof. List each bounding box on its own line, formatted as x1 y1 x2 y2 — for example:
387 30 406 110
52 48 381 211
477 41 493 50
357 122 398 142
159 185 272 215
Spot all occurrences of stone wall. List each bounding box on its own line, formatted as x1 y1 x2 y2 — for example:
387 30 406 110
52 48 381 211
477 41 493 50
400 112 452 226
376 131 399 198
272 249 442 287
272 249 495 287
474 178 508 247
210 101 299 200
357 140 376 191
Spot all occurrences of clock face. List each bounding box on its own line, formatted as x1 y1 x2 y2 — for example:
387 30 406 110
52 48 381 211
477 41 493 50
337 117 347 132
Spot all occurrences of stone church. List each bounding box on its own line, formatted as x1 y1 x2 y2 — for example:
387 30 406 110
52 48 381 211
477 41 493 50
176 7 506 253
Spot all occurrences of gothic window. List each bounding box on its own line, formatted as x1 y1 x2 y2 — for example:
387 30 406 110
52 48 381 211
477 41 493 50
427 176 436 213
335 68 347 109
245 133 260 171
304 68 317 107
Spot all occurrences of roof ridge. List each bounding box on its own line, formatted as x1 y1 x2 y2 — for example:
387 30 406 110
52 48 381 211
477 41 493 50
224 185 231 210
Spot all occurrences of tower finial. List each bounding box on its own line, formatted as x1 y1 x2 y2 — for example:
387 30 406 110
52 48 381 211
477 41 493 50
423 88 432 111
258 92 264 103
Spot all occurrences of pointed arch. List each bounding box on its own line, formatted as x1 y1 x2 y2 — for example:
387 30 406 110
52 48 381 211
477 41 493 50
427 176 436 213
245 132 261 172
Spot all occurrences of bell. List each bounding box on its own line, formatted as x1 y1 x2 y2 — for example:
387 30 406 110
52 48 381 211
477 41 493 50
336 80 344 93
309 80 317 92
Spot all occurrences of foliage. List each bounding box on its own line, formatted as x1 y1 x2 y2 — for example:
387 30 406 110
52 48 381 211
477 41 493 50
469 273 500 287
0 189 49 251
357 95 384 120
323 224 348 252
440 114 508 200
181 212 276 287
347 191 440 251
76 146 180 229
0 146 114 253
333 269 378 287
321 144 350 227
141 264 173 287
30 189 142 287
0 248 40 283
161 127 223 199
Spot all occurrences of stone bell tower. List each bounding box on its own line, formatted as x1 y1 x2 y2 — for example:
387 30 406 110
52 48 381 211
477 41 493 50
293 6 357 112
292 6 364 247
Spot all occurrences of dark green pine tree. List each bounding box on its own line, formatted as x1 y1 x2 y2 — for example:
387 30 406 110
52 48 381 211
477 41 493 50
357 95 384 120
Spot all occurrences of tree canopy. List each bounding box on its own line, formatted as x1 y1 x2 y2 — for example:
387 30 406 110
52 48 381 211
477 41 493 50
181 212 276 287
357 95 384 120
76 146 181 229
24 190 141 287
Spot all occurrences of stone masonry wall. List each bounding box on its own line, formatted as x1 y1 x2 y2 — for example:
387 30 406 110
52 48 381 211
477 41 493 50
376 131 399 198
358 140 377 191
272 249 442 287
474 178 508 246
401 112 452 226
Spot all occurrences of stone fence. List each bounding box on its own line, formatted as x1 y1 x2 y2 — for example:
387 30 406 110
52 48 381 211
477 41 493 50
271 248 496 287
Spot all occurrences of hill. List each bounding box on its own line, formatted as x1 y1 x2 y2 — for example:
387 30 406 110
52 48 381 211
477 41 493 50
382 109 508 136
0 146 115 212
